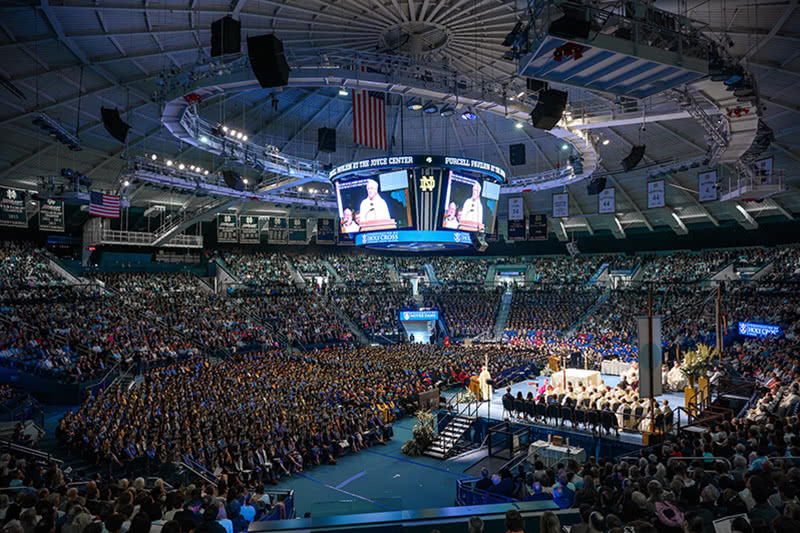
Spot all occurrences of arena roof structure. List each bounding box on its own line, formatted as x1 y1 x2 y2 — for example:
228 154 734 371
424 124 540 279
0 0 799 242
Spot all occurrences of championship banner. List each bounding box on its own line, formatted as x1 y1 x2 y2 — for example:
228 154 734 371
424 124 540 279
507 218 526 241
0 187 27 228
647 180 665 209
508 197 524 220
39 199 64 232
528 214 548 240
217 214 238 243
316 218 335 244
268 217 288 244
698 170 718 202
754 156 773 177
598 187 615 214
239 215 261 244
288 218 307 244
552 192 569 218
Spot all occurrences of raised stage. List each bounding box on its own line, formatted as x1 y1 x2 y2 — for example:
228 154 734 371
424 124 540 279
446 372 687 446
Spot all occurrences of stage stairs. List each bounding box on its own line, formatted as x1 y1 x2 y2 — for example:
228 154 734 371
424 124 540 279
493 289 513 341
424 398 480 460
677 376 757 437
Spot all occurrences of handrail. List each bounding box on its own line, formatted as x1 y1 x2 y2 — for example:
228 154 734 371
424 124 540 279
667 456 732 470
175 460 217 487
0 439 63 465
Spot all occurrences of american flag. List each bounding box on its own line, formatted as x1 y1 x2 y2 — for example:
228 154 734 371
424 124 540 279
89 192 120 218
352 90 386 151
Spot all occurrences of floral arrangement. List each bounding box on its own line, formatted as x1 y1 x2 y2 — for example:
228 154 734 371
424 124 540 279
540 365 554 378
401 409 436 456
680 344 717 381
454 389 477 404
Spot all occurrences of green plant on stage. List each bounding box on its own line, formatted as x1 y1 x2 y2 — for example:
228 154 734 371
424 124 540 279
680 343 717 381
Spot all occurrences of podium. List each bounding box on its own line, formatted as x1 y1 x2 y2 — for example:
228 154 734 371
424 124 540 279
548 356 560 372
469 376 481 398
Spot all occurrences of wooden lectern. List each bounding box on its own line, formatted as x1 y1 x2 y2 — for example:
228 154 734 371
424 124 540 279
469 376 481 398
548 356 560 372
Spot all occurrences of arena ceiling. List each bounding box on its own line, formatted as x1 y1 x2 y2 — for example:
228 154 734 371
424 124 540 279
0 0 799 237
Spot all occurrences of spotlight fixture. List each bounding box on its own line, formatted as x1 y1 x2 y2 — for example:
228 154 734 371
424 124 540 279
166 160 173 166
123 180 130 187
561 143 569 151
602 139 610 146
407 98 423 111
298 187 303 192
439 106 455 117
229 130 237 137
338 88 349 96
515 122 524 129
190 165 196 171
461 109 476 120
204 170 209 175
517 91 525 98
178 163 185 170
236 132 244 139
200 136 208 143
150 154 157 161
242 135 248 141
422 102 439 114
243 178 249 184
222 126 229 133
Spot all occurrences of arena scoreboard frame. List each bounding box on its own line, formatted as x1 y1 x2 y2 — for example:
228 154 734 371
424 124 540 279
329 155 505 251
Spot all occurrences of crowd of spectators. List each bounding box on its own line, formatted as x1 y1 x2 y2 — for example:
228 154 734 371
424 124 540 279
503 286 602 344
224 252 292 289
0 241 63 288
332 288 414 341
424 287 501 339
327 254 395 285
435 258 493 283
638 251 735 283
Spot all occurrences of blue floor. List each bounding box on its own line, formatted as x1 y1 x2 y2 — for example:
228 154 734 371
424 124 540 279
270 419 482 516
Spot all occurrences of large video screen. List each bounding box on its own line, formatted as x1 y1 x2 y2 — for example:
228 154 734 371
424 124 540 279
440 171 499 233
336 170 413 234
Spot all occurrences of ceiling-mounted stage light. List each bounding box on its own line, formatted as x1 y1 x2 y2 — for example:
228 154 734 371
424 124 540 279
561 143 569 151
200 136 208 143
204 170 209 175
602 139 610 146
178 163 185 170
229 130 237 137
123 180 130 187
422 102 439 114
150 153 157 160
242 135 248 141
166 160 173 166
440 105 455 117
515 122 524 129
461 109 476 120
338 87 349 96
222 126 229 133
407 98 423 111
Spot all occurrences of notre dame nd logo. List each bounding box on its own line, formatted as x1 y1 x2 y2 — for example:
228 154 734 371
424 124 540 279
420 175 435 192
6 189 17 200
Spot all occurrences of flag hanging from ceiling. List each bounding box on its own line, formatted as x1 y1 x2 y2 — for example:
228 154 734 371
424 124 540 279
352 90 386 151
89 191 120 218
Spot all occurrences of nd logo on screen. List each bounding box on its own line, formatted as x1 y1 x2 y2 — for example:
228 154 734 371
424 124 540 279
420 175 435 192
403 312 410 320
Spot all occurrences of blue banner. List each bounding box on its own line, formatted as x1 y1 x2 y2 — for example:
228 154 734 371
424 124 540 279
738 321 780 337
399 310 439 321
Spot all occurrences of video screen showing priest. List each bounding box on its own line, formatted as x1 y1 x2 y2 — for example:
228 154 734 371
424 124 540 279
336 170 413 233
440 172 499 233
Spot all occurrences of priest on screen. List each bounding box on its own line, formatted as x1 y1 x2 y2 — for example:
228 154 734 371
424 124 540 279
460 181 484 229
359 179 391 222
479 365 493 402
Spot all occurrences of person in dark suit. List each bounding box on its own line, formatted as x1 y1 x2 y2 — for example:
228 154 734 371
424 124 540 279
475 468 493 492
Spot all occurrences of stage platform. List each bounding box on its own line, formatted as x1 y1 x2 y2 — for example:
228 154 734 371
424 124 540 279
445 373 686 446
